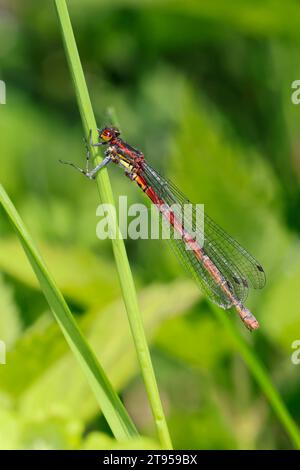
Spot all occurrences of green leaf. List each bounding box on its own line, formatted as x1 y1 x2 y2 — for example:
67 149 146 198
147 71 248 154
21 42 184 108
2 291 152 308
0 274 21 347
155 310 229 370
81 432 159 450
262 244 300 348
0 184 137 440
12 281 199 423
0 238 118 307
0 407 21 450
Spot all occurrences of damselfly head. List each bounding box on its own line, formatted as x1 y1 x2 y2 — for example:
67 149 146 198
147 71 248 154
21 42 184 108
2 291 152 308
98 126 120 142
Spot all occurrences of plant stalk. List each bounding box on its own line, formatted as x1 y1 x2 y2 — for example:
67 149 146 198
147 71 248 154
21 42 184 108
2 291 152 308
54 0 172 449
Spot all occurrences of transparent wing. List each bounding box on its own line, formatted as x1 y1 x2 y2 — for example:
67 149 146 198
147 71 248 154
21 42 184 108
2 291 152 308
167 233 234 309
141 163 265 307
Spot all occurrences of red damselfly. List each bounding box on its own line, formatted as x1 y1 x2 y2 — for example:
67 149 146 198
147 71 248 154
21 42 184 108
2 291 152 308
60 127 266 331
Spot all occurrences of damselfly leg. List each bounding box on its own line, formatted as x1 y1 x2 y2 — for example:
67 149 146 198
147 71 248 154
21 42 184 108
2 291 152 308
59 129 111 179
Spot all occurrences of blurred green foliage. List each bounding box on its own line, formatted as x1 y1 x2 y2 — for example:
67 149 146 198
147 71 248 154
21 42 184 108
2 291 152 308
0 0 300 449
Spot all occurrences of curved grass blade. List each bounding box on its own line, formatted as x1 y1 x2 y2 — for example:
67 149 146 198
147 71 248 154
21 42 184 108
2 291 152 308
54 0 172 449
0 184 138 441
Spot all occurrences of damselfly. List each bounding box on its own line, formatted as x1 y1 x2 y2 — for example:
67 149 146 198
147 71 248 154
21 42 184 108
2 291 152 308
60 127 266 331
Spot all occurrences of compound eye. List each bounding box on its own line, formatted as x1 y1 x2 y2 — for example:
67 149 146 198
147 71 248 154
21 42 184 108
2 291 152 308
101 129 112 141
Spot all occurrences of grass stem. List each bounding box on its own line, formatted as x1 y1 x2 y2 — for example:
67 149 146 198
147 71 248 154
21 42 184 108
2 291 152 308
54 0 172 449
212 305 300 449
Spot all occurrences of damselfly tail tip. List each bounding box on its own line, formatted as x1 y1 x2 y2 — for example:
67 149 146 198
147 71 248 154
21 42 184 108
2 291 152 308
236 305 260 331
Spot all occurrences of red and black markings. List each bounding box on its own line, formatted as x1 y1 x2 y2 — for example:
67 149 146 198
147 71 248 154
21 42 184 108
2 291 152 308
133 172 259 330
58 126 263 331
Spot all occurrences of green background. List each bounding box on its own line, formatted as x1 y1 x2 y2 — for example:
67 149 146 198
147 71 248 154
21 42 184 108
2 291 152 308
0 0 300 449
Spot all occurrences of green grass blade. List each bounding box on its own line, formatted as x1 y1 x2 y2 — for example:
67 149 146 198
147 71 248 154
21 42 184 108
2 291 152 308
211 305 300 449
53 0 172 449
0 184 138 441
